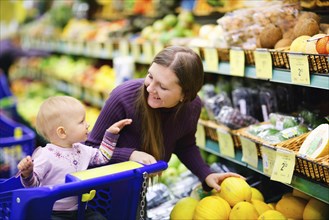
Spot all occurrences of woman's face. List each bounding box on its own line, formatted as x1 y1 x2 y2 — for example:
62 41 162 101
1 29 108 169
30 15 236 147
144 63 184 108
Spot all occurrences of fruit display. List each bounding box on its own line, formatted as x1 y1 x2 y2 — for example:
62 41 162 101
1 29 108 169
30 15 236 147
169 176 329 220
298 123 329 159
138 11 197 45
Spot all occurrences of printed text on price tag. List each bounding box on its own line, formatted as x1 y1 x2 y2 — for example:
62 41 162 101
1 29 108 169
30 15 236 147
240 137 258 168
217 129 235 158
261 146 276 176
254 50 272 79
271 148 295 184
196 124 206 148
288 54 310 85
230 48 245 77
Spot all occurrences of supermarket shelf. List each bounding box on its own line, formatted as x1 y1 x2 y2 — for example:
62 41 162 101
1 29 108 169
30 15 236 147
204 139 329 204
215 62 329 90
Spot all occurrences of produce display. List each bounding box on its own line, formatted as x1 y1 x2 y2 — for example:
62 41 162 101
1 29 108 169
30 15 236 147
169 177 329 220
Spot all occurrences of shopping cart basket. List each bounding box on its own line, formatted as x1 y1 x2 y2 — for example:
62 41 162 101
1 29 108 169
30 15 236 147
0 160 167 220
0 113 35 178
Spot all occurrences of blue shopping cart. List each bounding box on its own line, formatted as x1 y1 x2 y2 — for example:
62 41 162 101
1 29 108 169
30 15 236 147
0 114 35 178
0 160 167 220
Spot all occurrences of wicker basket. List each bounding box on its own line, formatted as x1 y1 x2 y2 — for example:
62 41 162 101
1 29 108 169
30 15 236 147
244 49 255 65
276 132 329 185
217 48 230 62
235 122 274 157
198 119 241 148
269 50 329 74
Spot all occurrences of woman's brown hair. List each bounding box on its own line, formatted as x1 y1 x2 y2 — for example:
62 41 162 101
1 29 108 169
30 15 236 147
135 46 204 160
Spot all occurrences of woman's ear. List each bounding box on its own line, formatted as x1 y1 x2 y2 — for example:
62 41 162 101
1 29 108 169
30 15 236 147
56 126 67 139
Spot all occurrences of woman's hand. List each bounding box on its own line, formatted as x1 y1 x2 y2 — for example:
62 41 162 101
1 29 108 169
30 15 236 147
17 156 34 178
129 150 157 165
205 172 245 192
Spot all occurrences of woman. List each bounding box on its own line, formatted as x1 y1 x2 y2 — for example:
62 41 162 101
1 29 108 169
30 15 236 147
86 46 242 192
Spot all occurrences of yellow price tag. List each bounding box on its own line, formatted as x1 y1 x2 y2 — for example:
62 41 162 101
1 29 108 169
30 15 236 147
204 47 219 72
270 148 295 184
230 48 245 77
261 146 276 176
254 50 272 79
196 123 206 148
217 129 235 158
131 43 140 60
105 41 113 57
288 54 310 85
154 42 164 55
119 40 129 56
190 46 201 58
240 137 258 168
143 42 153 63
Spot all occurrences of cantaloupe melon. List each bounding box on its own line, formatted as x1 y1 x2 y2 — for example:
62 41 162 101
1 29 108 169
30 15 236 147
219 177 252 207
299 124 329 159
170 197 198 220
303 198 329 220
229 201 259 220
258 210 287 220
275 195 308 219
194 196 231 220
251 199 273 215
251 187 264 201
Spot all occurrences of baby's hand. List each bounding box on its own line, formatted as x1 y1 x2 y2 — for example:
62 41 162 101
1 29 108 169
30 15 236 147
17 156 34 178
107 119 132 134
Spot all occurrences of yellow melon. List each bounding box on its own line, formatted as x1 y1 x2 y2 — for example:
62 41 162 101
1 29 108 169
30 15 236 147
219 177 252 207
267 203 276 209
194 195 231 220
251 187 264 201
229 201 259 220
292 189 312 200
290 35 311 52
170 197 198 220
275 195 308 219
303 198 329 220
299 124 329 159
258 210 287 220
251 199 273 215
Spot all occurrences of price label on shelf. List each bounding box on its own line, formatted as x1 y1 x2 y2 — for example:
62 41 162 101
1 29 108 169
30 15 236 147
230 48 245 77
261 146 276 176
240 137 258 168
190 46 200 58
288 54 310 85
216 129 235 158
143 42 153 63
271 148 295 184
196 123 206 148
204 47 218 72
119 40 129 56
254 50 272 79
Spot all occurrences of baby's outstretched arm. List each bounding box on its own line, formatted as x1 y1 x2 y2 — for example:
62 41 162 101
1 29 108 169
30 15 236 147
107 119 132 134
17 156 34 178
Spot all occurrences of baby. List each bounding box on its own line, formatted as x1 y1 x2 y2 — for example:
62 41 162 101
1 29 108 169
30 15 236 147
17 95 132 219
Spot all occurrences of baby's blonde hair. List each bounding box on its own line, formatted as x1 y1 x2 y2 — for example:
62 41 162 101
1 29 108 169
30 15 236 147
36 96 83 141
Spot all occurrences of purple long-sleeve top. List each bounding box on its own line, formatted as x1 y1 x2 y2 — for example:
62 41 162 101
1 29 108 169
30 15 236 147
86 79 213 188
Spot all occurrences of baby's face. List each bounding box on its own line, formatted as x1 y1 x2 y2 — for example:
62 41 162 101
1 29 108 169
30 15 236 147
62 104 89 145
